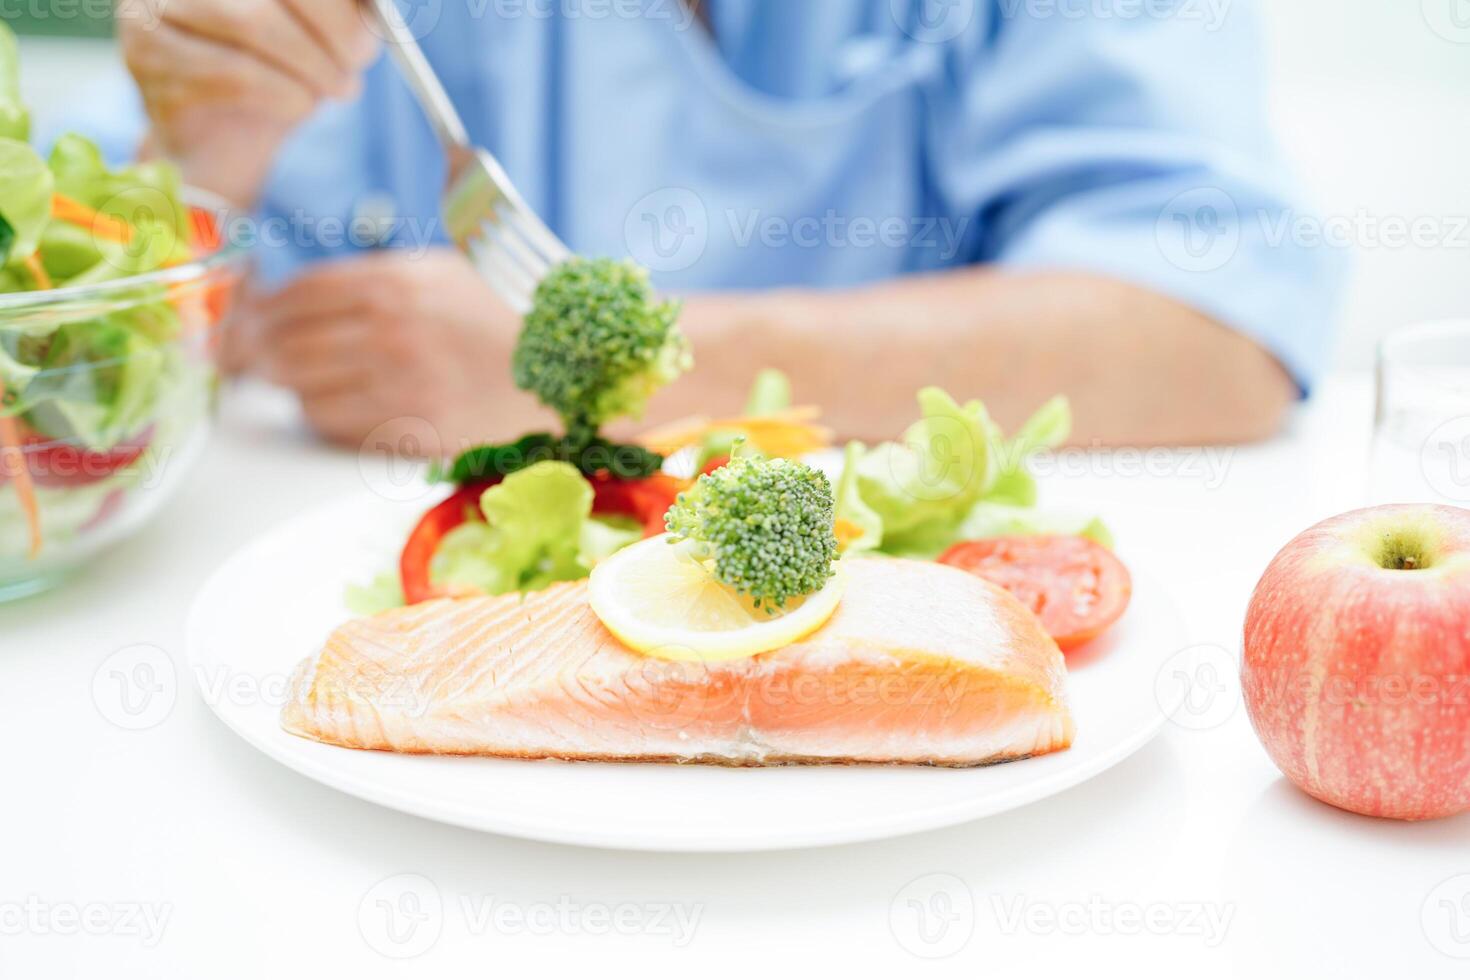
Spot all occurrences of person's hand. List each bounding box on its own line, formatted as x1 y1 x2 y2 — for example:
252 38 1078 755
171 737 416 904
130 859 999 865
117 0 379 207
230 249 556 454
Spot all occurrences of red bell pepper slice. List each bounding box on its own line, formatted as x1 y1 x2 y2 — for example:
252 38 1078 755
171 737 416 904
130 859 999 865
589 470 683 537
397 472 687 605
398 481 498 605
25 433 150 488
0 428 152 489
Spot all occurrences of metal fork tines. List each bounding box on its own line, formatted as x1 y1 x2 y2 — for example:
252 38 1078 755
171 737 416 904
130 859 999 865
364 0 570 312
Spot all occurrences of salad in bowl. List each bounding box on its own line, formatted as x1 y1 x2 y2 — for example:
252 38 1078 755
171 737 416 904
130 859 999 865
0 24 246 599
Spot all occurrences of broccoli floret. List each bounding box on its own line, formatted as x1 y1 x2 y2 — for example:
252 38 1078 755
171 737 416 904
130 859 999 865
513 257 690 432
665 455 839 611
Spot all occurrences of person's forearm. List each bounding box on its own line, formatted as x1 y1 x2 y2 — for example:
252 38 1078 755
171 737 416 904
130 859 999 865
644 268 1296 446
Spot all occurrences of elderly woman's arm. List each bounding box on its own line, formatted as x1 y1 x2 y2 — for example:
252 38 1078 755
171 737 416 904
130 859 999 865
648 268 1296 445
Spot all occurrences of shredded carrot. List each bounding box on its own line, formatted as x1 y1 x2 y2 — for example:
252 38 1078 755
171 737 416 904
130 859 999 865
0 377 41 559
22 252 51 290
639 406 832 459
51 192 133 243
833 518 867 554
189 206 221 254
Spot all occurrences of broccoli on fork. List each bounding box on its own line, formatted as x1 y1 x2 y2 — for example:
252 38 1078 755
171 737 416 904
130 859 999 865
513 257 690 436
665 454 839 612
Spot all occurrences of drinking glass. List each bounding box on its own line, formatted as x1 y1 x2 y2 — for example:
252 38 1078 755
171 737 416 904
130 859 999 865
1370 320 1470 506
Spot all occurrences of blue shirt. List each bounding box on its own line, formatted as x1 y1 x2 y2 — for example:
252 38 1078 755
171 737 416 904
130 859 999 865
67 0 1340 388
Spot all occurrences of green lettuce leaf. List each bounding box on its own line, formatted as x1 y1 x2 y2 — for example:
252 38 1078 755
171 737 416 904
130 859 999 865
833 440 882 554
743 368 791 415
957 502 1113 550
0 137 53 265
19 314 172 449
44 133 193 282
580 514 643 568
49 133 191 243
852 387 994 554
344 572 406 617
346 465 650 614
985 395 1071 507
0 23 28 142
35 219 104 281
837 388 1107 558
430 461 596 596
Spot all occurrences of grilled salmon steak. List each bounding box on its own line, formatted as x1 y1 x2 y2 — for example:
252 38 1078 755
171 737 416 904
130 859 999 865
282 558 1075 766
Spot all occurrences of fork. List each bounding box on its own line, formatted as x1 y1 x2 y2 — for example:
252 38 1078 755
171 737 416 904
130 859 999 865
362 0 571 312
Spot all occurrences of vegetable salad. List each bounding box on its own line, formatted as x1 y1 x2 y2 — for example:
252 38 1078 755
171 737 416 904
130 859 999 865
0 23 232 580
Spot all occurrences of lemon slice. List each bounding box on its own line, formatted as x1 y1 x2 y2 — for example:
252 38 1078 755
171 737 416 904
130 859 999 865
588 534 847 661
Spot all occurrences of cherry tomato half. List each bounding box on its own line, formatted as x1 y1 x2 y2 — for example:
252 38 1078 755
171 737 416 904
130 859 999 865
937 535 1132 651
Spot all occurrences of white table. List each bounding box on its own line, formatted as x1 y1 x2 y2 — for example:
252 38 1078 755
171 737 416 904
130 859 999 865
5 373 1467 979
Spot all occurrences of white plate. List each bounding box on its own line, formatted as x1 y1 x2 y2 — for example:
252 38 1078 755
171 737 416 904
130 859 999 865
187 491 1188 852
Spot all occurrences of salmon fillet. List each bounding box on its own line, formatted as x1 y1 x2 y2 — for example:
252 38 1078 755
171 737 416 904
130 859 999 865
281 558 1074 766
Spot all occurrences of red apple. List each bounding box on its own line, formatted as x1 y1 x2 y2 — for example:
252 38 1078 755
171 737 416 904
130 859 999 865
1243 503 1470 820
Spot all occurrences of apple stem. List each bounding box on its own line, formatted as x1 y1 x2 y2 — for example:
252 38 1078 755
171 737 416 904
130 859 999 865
1375 530 1433 571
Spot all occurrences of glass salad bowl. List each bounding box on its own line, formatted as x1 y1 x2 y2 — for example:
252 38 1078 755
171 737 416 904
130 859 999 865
0 199 247 600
